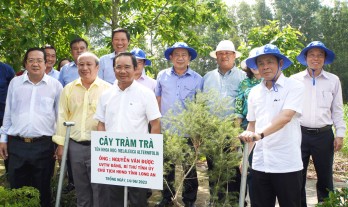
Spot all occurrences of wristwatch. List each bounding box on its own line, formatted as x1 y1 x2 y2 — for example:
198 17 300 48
258 132 265 139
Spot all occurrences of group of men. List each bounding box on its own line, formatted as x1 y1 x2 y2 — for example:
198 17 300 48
0 25 345 207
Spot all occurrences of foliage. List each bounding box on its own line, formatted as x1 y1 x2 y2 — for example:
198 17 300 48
50 169 77 207
0 186 40 207
316 187 348 207
238 20 305 76
162 91 242 206
342 104 348 156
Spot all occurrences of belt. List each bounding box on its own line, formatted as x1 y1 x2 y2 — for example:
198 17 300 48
13 136 50 143
301 125 332 135
71 139 91 146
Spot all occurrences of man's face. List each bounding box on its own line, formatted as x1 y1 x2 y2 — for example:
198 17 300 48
256 54 283 81
170 48 191 71
71 41 87 62
114 56 135 85
25 50 46 77
44 48 56 70
306 48 325 71
216 50 236 71
134 59 145 79
78 56 99 82
112 32 130 54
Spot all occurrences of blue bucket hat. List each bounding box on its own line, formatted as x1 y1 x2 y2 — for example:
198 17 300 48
296 41 335 66
164 42 197 61
246 44 292 70
130 48 151 66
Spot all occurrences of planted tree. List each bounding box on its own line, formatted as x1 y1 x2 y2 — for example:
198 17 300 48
162 91 242 206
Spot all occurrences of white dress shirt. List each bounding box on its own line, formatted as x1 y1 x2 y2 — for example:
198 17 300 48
291 69 346 137
0 74 62 142
94 81 161 133
247 74 304 173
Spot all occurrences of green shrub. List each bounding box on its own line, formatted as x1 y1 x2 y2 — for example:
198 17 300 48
0 186 40 207
316 187 348 207
342 104 348 155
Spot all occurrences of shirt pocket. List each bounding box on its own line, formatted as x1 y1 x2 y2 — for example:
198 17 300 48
40 97 54 114
129 102 144 119
318 91 333 108
180 86 196 100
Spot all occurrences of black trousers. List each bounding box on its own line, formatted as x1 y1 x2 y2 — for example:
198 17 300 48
162 138 198 203
252 169 302 207
301 129 334 206
8 136 55 207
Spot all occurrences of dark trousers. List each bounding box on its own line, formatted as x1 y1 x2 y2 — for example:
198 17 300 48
8 136 55 207
301 129 334 206
252 169 302 207
162 138 198 203
99 185 148 207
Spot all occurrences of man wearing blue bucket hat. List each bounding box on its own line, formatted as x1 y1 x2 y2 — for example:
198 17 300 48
130 48 157 91
291 41 346 206
239 44 304 207
155 42 203 207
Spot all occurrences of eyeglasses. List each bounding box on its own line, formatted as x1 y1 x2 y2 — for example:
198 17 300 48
27 59 45 64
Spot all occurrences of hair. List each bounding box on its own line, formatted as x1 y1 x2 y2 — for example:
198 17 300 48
69 37 88 49
242 67 254 79
114 52 137 69
304 48 327 58
111 28 130 41
42 44 56 52
22 47 46 68
57 58 71 71
77 52 100 66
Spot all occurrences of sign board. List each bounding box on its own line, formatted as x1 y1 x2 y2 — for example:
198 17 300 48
91 131 163 190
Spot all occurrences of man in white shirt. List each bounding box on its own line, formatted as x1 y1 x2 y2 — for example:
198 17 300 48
0 48 62 207
95 52 161 207
291 41 346 206
239 44 304 207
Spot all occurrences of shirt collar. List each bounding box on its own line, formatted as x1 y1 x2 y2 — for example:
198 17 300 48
47 68 56 75
261 73 286 90
170 66 193 76
304 68 329 79
75 77 102 88
22 73 49 84
218 66 237 76
115 80 137 92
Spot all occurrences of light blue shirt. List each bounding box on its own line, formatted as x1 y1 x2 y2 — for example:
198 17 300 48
203 66 246 114
47 68 60 80
58 62 79 87
155 67 203 116
99 52 116 84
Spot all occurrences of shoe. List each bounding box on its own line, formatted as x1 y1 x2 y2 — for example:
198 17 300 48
62 183 75 194
184 201 196 207
154 199 173 207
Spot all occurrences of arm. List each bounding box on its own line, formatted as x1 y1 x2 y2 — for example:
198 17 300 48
331 78 346 151
239 109 297 142
156 96 161 112
149 118 161 134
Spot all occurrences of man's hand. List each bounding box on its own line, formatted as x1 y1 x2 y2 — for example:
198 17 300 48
55 145 64 161
334 137 344 152
238 131 261 142
0 143 8 160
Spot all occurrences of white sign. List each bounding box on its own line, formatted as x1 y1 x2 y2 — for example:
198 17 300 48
91 131 163 190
